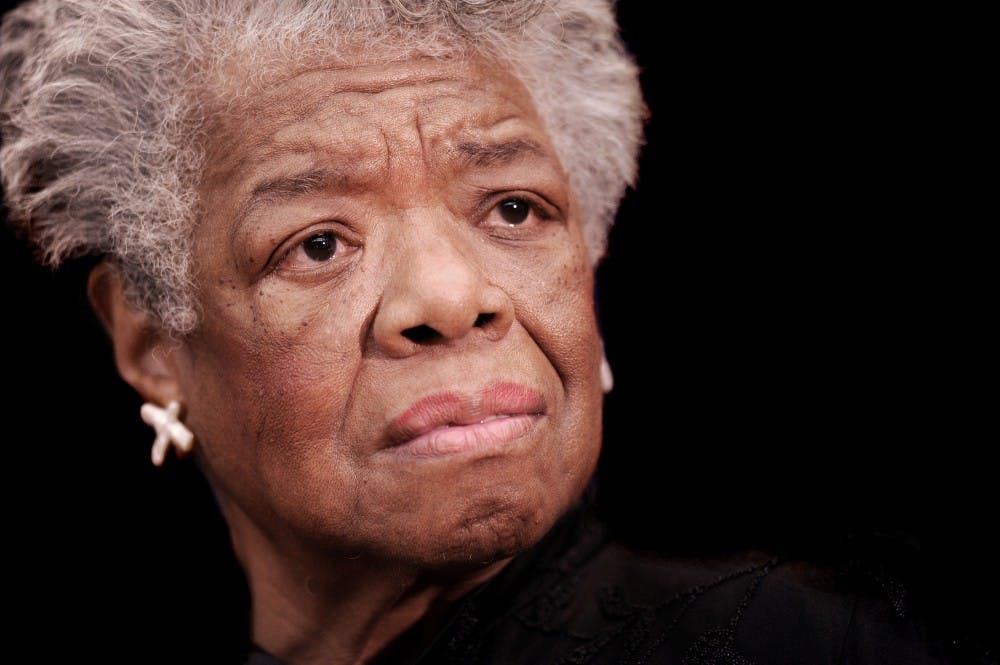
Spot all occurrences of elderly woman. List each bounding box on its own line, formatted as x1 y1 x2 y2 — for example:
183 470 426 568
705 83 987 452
0 1 950 664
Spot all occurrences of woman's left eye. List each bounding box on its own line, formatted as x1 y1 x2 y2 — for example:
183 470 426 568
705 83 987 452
485 196 553 231
497 198 531 225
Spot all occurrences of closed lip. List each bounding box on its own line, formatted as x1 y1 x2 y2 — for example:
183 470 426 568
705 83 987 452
383 381 546 457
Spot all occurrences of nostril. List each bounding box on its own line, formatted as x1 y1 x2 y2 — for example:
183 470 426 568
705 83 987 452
473 313 495 328
402 324 440 344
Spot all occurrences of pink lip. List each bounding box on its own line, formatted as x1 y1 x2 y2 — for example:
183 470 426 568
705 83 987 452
384 382 545 458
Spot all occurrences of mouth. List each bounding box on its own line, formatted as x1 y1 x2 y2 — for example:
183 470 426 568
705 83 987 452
383 381 546 458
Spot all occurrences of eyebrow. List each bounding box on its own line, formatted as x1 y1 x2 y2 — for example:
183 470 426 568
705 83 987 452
237 138 548 220
240 166 349 219
454 138 548 168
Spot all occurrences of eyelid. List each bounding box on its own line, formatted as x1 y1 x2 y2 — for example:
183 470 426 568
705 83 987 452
265 222 359 277
480 192 559 227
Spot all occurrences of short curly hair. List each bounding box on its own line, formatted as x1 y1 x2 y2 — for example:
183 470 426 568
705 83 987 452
0 0 645 334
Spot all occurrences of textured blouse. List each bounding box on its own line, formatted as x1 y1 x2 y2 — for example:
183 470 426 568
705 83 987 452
245 504 947 664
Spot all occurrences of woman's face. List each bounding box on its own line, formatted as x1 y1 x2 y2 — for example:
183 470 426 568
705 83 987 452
174 55 603 567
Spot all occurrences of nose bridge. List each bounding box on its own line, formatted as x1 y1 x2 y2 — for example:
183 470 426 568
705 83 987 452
393 205 479 304
372 204 513 356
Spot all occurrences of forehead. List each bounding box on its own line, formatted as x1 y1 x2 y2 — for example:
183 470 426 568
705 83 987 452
199 55 554 196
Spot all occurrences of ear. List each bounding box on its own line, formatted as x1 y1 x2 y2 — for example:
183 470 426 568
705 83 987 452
88 262 184 406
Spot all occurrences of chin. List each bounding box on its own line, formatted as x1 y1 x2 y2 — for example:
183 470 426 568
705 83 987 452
404 430 600 572
403 487 572 573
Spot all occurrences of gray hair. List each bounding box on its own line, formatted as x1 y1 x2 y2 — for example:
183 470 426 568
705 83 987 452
0 0 645 334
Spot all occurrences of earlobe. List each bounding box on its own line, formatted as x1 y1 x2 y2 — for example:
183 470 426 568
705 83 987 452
87 262 184 405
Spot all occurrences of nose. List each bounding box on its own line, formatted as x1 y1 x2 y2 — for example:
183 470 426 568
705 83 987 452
372 221 514 358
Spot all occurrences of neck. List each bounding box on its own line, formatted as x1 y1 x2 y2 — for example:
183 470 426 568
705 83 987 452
223 501 510 665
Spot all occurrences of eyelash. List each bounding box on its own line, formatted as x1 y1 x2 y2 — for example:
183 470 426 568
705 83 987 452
480 193 558 232
268 224 358 277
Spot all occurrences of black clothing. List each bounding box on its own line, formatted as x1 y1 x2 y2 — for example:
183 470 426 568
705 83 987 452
245 506 947 664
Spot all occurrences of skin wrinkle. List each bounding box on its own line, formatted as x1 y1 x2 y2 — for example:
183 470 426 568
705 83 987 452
414 104 431 174
121 53 603 665
223 74 553 255
3 2 644 334
0 6 650 662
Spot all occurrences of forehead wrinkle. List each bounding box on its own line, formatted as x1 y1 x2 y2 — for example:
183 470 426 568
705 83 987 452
408 99 552 179
212 60 552 229
260 73 480 135
228 112 387 219
206 76 452 191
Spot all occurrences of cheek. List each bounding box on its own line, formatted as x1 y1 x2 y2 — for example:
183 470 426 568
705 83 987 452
178 283 371 516
178 225 602 559
502 238 599 378
500 239 603 461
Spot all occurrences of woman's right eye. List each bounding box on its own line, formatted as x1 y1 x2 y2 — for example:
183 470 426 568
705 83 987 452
276 230 358 274
301 232 337 262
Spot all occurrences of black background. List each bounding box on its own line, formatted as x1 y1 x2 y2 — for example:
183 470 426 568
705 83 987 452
1 2 995 663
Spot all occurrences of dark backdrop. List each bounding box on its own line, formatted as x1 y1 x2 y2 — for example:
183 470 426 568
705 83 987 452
1 2 995 663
